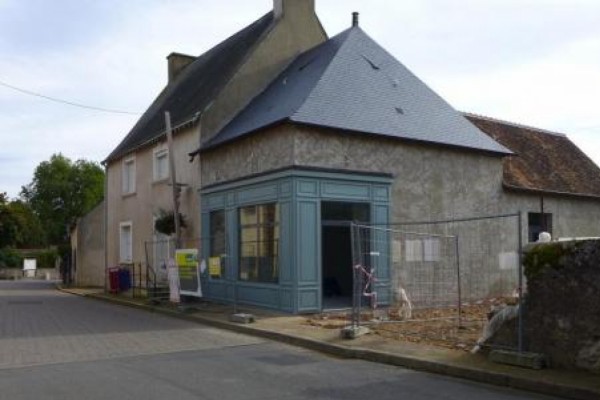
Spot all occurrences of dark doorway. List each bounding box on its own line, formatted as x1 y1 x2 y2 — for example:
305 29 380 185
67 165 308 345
321 202 370 310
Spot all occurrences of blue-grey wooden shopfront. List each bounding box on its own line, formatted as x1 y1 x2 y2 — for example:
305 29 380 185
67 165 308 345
200 167 392 314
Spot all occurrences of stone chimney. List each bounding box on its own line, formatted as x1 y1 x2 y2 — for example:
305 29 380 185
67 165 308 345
273 0 315 20
167 52 196 83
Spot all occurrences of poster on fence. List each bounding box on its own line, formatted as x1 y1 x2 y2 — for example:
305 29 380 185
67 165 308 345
176 249 203 297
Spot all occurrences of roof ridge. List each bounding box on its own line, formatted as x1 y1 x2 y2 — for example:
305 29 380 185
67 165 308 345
463 112 567 138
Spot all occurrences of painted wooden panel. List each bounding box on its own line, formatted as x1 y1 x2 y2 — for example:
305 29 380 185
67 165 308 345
226 207 238 281
279 201 293 284
236 284 280 308
372 204 391 281
374 282 392 305
298 288 320 312
373 186 390 202
280 287 294 312
206 281 231 302
297 201 319 284
297 180 318 197
279 181 292 197
204 194 227 211
237 184 278 204
322 182 370 200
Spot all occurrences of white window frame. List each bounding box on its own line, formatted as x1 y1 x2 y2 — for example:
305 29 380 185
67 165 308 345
153 147 169 182
122 157 136 195
119 221 133 264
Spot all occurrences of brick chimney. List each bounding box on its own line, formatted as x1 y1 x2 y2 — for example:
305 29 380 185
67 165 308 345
273 0 315 20
167 52 196 83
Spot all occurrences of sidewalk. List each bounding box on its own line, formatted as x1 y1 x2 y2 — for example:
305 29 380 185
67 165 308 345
58 286 600 400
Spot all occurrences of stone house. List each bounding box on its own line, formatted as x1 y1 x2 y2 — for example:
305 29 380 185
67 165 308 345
100 0 600 312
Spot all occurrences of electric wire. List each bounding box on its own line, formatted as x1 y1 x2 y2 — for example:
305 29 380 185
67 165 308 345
0 79 141 115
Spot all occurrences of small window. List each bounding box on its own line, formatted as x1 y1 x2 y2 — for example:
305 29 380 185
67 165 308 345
122 158 136 194
209 210 227 279
528 212 553 242
153 148 169 181
119 222 133 263
239 203 279 283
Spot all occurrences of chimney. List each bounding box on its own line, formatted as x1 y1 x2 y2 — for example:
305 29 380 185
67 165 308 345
167 52 196 83
273 0 315 20
352 12 359 27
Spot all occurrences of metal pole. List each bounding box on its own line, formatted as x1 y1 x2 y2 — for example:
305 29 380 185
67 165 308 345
517 211 524 353
350 223 357 327
455 235 462 328
165 111 181 249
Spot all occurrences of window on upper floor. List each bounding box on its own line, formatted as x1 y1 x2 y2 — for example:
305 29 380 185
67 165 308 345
122 157 136 195
153 148 169 182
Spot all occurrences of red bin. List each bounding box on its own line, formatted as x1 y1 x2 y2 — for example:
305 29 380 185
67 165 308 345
108 267 120 293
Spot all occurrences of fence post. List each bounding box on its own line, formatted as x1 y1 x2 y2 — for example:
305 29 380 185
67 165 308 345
517 211 524 353
455 235 462 329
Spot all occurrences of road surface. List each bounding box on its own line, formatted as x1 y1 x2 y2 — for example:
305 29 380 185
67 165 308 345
0 280 558 400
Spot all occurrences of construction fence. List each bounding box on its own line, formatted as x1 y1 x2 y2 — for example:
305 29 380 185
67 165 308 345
350 213 524 352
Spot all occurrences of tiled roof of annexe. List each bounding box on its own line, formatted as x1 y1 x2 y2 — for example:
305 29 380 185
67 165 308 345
466 113 600 199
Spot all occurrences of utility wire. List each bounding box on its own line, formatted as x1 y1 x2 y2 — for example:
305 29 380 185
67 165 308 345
0 79 141 115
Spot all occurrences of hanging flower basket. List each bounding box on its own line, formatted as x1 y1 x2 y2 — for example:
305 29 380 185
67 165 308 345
154 210 187 236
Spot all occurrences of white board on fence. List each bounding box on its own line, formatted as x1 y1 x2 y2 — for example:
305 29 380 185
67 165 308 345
498 251 518 270
23 259 37 271
405 240 423 262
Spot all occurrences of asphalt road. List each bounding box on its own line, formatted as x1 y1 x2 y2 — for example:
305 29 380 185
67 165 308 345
0 280 559 400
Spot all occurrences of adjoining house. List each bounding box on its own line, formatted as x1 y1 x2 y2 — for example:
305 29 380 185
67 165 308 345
99 0 600 313
70 200 105 287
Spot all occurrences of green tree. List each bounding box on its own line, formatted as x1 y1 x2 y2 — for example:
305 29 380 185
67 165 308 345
0 192 20 248
21 154 104 245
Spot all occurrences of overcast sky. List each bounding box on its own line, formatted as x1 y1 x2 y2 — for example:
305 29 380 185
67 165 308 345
1 0 599 198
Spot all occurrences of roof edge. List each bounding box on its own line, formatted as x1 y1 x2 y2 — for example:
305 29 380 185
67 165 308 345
464 112 568 138
503 182 600 201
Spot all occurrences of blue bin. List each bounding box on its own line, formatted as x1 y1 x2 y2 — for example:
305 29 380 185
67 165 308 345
118 268 131 291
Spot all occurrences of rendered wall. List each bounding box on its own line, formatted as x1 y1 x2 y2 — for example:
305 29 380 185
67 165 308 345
105 127 202 268
73 201 105 287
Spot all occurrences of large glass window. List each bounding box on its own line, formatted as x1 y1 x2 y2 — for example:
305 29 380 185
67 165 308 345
209 210 226 279
239 203 279 283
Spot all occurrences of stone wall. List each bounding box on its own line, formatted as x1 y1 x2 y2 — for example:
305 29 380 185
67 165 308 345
523 240 600 373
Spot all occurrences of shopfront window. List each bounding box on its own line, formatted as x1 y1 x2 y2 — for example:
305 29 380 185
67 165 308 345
239 203 279 283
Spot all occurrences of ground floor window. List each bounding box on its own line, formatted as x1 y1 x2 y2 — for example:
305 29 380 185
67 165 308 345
119 222 133 263
209 210 227 279
528 212 553 242
239 203 279 283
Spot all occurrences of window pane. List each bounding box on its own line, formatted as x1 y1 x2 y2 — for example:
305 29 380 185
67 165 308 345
238 203 279 283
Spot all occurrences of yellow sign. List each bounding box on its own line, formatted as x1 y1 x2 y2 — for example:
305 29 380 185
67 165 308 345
209 257 221 277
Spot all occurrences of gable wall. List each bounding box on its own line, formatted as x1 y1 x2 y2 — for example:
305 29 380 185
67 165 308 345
200 9 327 143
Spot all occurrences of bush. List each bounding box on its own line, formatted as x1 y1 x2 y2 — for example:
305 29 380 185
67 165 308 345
154 210 187 236
36 249 59 269
0 248 23 268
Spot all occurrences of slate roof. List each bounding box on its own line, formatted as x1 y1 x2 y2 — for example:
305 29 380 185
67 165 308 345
105 12 274 163
203 26 510 155
466 113 600 198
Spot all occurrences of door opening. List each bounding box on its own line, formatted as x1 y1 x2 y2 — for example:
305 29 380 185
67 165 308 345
321 201 370 310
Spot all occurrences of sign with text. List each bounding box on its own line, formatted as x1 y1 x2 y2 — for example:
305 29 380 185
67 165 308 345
176 249 202 297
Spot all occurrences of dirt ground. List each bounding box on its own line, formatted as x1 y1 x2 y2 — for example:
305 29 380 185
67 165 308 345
306 297 515 352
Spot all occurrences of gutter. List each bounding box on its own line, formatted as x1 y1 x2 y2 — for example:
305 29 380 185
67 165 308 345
503 182 600 201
